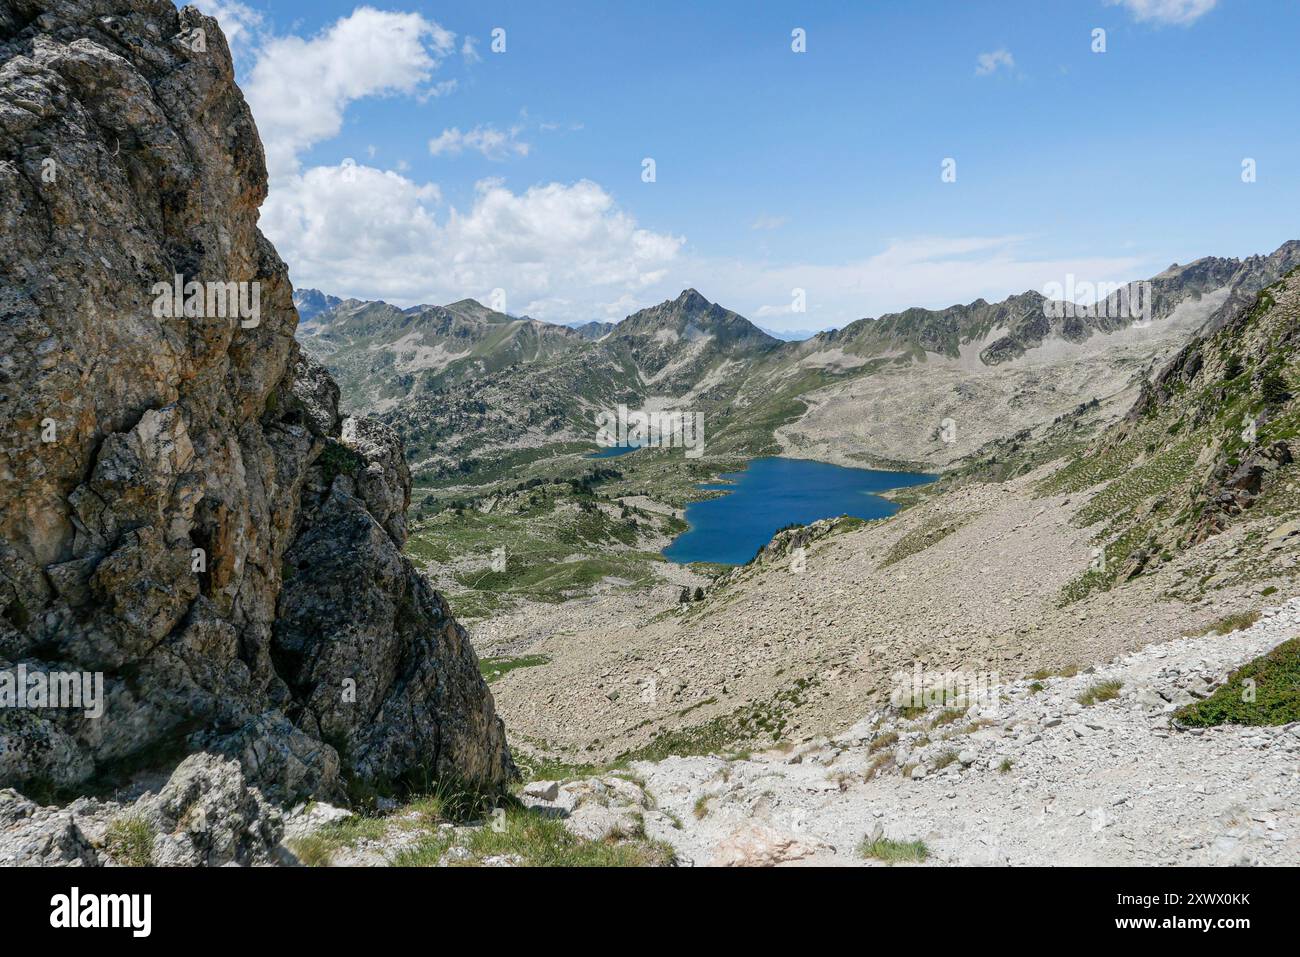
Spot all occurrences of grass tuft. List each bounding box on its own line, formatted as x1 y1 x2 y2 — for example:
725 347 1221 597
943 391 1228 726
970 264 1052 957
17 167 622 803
858 836 929 864
932 750 959 771
868 731 899 754
104 815 155 867
1076 680 1123 707
864 753 894 781
462 805 673 867
479 654 550 683
1187 610 1261 638
286 815 386 867
1029 664 1080 680
929 709 965 729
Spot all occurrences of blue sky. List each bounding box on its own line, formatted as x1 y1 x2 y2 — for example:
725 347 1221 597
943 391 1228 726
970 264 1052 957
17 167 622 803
200 0 1300 332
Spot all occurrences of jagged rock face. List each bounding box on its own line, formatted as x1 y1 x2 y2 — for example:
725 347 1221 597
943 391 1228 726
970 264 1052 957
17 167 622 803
0 752 286 866
0 0 511 802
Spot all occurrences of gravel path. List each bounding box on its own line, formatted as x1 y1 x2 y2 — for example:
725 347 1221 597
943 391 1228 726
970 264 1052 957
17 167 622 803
586 599 1300 865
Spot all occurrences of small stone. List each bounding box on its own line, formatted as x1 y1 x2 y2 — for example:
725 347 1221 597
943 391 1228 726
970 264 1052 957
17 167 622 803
523 780 560 802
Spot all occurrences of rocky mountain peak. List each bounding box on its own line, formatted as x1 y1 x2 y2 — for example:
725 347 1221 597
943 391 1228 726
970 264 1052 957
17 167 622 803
674 287 710 310
292 287 342 324
614 289 780 348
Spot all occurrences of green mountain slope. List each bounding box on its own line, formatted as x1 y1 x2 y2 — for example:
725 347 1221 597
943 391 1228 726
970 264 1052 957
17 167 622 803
1042 265 1300 603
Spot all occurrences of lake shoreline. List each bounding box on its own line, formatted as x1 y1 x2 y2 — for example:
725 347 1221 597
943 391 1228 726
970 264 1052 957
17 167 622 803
662 456 935 566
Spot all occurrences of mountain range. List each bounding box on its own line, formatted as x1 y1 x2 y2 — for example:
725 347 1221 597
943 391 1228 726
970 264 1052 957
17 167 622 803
6 0 1299 874
296 240 1300 482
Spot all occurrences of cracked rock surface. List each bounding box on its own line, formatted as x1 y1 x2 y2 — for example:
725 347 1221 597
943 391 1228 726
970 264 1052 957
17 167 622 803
0 0 510 808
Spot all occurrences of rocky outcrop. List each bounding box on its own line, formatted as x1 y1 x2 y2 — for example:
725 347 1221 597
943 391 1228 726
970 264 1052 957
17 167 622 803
0 753 285 866
0 0 510 808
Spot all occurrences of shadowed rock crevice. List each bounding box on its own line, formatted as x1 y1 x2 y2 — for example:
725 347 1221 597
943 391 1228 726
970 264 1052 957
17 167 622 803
0 0 512 807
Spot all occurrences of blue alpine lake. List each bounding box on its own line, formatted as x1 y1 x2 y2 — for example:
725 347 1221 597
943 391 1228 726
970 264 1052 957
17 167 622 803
662 457 934 566
587 443 643 459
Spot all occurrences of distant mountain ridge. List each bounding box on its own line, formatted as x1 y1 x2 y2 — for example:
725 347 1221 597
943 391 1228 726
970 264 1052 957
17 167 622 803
798 243 1300 367
292 287 341 325
569 320 616 340
296 240 1300 480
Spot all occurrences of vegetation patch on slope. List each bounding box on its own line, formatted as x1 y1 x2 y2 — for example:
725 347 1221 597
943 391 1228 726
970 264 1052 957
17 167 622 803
1175 636 1300 727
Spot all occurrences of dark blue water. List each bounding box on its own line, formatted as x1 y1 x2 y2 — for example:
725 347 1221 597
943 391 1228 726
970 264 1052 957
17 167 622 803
662 457 934 566
587 444 642 459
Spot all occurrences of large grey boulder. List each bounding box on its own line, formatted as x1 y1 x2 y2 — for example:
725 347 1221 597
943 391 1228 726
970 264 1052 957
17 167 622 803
0 0 511 805
135 753 283 866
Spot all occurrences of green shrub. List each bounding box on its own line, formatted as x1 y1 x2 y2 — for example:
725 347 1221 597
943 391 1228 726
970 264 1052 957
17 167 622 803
1261 372 1291 406
319 439 365 482
1175 636 1300 727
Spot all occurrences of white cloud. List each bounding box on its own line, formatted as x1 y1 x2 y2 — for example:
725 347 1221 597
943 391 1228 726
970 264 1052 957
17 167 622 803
975 49 1015 76
262 169 684 319
214 7 678 322
238 11 1137 332
462 36 481 64
1104 0 1217 25
668 236 1156 332
261 163 441 275
750 215 788 231
195 0 264 61
428 125 531 159
243 8 454 178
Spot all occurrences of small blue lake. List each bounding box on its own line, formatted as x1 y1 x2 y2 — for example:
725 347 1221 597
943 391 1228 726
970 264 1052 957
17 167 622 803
587 444 643 459
662 457 934 566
